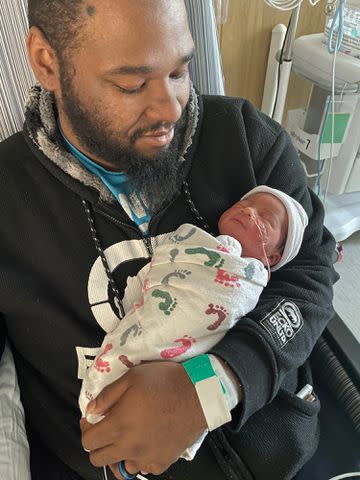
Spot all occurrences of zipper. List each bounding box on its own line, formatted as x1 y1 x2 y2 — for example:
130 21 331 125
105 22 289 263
94 206 140 233
94 177 197 258
94 206 154 256
146 185 192 234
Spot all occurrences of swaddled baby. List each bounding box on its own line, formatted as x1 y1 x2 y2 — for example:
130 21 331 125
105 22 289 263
79 185 308 460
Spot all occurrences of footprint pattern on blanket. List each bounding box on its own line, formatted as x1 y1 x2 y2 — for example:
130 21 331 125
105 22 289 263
185 247 225 269
214 269 241 288
244 262 256 281
169 227 197 244
118 355 135 369
216 245 230 253
169 248 179 263
119 323 142 346
160 335 196 359
161 269 192 286
205 303 229 331
152 289 178 316
133 279 150 312
95 344 113 373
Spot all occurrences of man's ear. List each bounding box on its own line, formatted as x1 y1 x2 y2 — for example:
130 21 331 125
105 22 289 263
26 26 60 92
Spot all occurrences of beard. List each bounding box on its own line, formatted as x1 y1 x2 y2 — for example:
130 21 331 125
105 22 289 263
58 67 188 213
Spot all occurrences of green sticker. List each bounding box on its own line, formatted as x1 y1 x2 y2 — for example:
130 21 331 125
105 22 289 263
183 354 216 383
321 113 351 144
183 354 227 394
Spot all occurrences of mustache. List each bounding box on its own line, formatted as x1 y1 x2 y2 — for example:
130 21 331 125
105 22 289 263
132 122 174 140
130 111 186 144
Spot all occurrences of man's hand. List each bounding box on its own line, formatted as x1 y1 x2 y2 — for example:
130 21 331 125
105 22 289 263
80 361 207 478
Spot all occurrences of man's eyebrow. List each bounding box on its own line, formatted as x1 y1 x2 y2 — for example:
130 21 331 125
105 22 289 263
105 49 195 76
180 49 195 65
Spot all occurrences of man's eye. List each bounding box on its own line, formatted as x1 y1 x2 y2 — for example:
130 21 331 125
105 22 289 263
116 84 145 95
170 70 189 80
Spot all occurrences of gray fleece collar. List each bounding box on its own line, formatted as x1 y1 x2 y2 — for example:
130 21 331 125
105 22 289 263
24 82 200 203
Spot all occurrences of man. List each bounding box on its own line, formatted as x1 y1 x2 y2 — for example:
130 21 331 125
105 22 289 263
0 1 338 479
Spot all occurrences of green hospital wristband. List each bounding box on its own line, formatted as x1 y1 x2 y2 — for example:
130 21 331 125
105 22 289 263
183 354 226 393
182 354 230 431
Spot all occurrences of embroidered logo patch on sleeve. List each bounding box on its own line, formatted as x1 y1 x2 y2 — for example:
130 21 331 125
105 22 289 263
260 300 303 348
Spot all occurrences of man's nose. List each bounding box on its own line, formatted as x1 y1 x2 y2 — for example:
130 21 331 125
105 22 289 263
145 81 183 125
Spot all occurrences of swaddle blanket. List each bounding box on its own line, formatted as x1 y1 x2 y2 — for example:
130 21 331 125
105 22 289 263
79 224 268 457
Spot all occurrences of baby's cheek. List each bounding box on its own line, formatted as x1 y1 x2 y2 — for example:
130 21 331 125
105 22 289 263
240 231 260 255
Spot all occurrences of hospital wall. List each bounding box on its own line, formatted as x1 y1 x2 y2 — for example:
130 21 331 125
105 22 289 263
218 0 327 113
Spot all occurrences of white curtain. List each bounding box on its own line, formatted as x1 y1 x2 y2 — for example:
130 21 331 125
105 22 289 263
0 0 34 141
184 0 225 96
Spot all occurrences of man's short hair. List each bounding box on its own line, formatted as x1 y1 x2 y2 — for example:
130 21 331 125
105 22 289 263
27 1 86 60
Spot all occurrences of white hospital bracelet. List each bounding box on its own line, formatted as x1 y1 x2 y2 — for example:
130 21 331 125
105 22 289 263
182 354 231 431
208 354 241 411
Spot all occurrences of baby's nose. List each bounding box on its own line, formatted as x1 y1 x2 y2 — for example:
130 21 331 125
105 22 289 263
240 206 257 218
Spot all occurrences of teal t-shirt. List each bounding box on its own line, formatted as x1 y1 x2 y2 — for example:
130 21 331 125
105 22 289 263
59 125 151 234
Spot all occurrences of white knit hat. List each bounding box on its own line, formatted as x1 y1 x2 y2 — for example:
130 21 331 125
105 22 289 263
241 186 308 271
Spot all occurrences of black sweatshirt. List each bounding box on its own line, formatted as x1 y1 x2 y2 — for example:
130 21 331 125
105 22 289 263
0 92 338 480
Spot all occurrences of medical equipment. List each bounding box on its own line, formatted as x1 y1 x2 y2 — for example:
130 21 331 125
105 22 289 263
287 1 360 239
328 474 360 479
264 0 321 10
324 0 360 58
288 30 360 196
262 6 302 123
263 0 360 240
262 1 325 124
261 1 303 118
296 384 316 401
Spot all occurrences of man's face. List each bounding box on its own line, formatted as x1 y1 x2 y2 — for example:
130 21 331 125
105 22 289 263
56 0 194 171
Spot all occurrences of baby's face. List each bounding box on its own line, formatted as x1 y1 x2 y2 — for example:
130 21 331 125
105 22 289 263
218 193 288 266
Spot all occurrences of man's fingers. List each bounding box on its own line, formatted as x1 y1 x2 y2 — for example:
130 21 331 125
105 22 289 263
86 376 130 416
109 463 124 479
81 413 128 452
88 442 135 468
124 460 140 475
80 418 93 452
109 463 131 480
80 417 91 433
139 463 170 476
109 461 170 478
108 460 145 480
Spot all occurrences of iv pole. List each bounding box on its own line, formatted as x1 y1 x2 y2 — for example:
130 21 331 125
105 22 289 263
265 1 338 124
272 5 302 124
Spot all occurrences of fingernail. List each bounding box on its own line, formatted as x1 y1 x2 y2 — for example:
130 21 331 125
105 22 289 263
86 399 96 413
86 413 105 424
